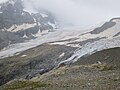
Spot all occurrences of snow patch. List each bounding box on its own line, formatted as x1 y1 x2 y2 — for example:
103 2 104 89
48 22 56 28
60 36 120 64
32 30 49 37
8 0 15 5
38 22 41 26
21 12 25 16
6 23 36 32
72 21 120 42
21 55 27 57
40 13 48 18
59 53 65 58
112 19 120 23
34 29 42 37
49 41 80 47
15 52 20 55
23 32 28 38
66 44 80 47
33 18 37 23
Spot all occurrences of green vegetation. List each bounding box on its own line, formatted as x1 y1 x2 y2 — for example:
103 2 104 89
75 47 120 69
1 64 120 90
88 63 113 71
0 80 50 90
0 44 75 85
0 47 120 90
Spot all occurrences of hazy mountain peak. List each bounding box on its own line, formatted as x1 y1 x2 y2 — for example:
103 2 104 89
0 0 57 50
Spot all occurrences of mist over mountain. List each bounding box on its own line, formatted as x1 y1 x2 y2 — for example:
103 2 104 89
0 0 56 50
0 0 8 3
1 0 120 27
0 0 120 89
23 0 120 27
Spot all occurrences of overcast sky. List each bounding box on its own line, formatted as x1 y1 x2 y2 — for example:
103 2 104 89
0 0 8 3
1 0 120 28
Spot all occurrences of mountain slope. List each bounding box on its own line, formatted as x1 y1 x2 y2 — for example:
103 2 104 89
0 0 56 50
0 18 120 87
75 47 120 69
0 1 120 88
0 44 76 85
49 18 120 64
1 17 120 59
0 47 120 90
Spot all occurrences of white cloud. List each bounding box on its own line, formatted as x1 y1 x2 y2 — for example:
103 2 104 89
15 0 120 27
0 0 8 3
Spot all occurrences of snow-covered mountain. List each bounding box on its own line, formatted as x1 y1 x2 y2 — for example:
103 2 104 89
1 0 120 88
55 18 120 64
0 0 57 50
50 18 120 64
0 3 120 85
0 17 120 60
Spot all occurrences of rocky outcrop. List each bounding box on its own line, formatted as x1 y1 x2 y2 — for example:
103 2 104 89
0 44 76 85
90 20 116 34
0 0 56 49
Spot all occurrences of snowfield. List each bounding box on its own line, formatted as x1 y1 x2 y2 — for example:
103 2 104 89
0 20 120 64
59 36 120 64
4 23 36 32
0 28 83 59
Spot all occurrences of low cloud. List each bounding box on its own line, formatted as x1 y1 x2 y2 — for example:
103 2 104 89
2 0 120 28
0 0 9 3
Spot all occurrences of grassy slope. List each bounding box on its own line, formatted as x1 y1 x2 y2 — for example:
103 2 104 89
0 44 76 85
0 47 120 90
75 47 120 69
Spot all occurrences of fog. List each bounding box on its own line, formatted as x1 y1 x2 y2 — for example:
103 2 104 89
1 0 120 28
0 0 9 3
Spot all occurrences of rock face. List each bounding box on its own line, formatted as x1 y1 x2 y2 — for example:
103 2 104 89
90 21 116 34
90 17 120 34
0 47 120 90
0 0 56 50
0 44 76 85
75 47 120 68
